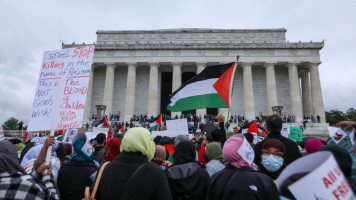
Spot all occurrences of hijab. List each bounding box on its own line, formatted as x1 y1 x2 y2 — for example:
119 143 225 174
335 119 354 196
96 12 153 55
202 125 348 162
173 140 196 165
120 127 155 161
105 137 122 161
70 133 94 162
155 145 167 160
0 141 26 174
205 142 223 163
223 134 254 168
305 139 324 154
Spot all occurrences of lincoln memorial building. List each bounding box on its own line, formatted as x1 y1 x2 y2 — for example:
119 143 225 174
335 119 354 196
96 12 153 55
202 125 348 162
63 28 326 124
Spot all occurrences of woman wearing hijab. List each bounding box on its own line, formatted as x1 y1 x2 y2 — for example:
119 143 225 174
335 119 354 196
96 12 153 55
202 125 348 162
105 137 122 161
0 140 59 199
57 133 98 200
258 138 286 180
167 140 210 200
150 145 170 170
94 127 172 200
207 135 279 200
205 142 225 177
305 139 324 154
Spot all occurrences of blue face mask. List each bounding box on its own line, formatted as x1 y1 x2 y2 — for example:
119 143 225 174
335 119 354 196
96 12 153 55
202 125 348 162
261 155 284 172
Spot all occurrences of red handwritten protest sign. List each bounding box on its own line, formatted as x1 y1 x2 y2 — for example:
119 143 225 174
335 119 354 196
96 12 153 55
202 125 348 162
27 46 94 132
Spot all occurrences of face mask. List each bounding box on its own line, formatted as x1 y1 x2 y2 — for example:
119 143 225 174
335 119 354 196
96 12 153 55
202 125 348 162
261 155 283 172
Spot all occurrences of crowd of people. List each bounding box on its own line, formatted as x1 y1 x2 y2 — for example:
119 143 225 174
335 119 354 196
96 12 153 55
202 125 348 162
1 114 356 199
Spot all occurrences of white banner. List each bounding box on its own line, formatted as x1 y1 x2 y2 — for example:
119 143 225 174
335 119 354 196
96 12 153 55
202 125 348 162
281 123 290 138
28 46 94 132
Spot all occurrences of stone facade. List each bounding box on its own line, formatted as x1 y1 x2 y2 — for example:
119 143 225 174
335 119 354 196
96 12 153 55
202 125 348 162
63 28 326 123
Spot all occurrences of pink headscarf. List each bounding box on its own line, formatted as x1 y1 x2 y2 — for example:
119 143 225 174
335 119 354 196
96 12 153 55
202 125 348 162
223 134 254 168
305 139 324 154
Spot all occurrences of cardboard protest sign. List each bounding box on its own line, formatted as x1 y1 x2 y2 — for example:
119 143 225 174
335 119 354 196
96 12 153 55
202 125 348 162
276 151 355 199
237 137 254 166
166 119 189 136
63 129 78 143
281 123 290 138
0 125 4 140
28 46 94 132
289 126 302 141
92 127 109 139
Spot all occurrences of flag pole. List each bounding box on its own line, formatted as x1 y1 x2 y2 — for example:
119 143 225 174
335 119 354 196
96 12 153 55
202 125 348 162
228 55 240 124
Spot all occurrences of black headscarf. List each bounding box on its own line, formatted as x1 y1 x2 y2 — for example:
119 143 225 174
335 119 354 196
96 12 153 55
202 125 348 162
0 141 26 174
160 136 172 146
173 140 196 165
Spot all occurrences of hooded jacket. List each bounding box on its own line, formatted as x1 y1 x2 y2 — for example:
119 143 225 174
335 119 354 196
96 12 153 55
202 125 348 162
207 165 279 200
166 140 209 200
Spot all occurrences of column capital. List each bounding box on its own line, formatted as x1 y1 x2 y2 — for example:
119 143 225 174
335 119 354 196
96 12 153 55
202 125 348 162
172 62 182 68
104 62 117 68
126 63 137 68
148 62 159 68
307 62 322 67
196 62 207 68
91 63 98 69
287 62 300 68
241 62 253 67
264 62 277 68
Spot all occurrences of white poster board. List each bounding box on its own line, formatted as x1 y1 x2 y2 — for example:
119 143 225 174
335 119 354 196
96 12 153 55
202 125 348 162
0 125 4 140
166 119 189 136
281 123 290 138
92 127 109 139
276 151 355 199
328 126 338 137
237 137 255 166
63 129 78 143
27 46 95 132
151 131 176 139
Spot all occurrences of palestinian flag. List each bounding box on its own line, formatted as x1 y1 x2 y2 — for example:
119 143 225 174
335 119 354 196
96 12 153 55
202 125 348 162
150 114 163 131
242 121 266 136
167 62 237 111
97 117 109 128
119 124 125 135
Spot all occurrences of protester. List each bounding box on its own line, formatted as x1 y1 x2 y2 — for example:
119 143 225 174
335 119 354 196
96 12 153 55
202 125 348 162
150 145 171 170
167 140 210 200
207 134 279 200
93 127 172 200
205 142 225 177
258 138 286 180
153 136 163 145
104 136 122 162
305 139 324 154
174 135 188 147
160 136 175 155
57 133 98 200
93 133 106 165
0 140 59 199
254 115 301 165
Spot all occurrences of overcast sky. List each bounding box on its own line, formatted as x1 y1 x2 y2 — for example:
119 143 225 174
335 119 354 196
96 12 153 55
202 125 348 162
0 0 355 125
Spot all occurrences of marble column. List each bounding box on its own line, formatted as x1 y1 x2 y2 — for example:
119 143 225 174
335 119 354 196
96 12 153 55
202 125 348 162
300 70 312 117
196 63 207 121
124 63 137 122
147 62 159 117
102 63 115 116
171 63 182 118
83 64 95 123
242 63 255 121
309 62 326 123
287 63 303 123
265 63 278 115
